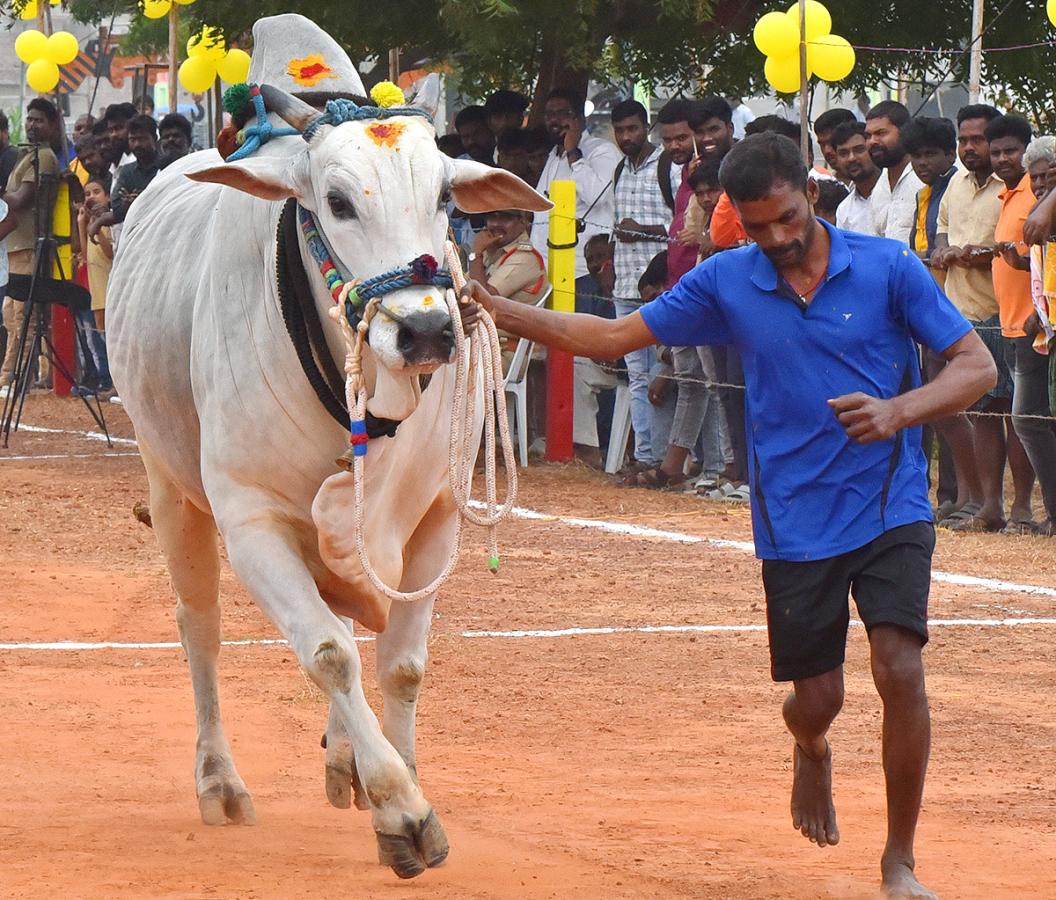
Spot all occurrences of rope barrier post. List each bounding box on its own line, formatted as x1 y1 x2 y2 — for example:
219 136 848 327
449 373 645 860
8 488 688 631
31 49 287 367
546 180 576 462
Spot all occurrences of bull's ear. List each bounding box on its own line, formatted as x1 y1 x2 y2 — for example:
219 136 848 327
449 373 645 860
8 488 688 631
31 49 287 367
450 158 552 213
186 153 309 201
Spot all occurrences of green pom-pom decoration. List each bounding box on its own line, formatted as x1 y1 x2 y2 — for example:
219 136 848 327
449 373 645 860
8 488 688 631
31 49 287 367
487 554 500 573
223 83 252 118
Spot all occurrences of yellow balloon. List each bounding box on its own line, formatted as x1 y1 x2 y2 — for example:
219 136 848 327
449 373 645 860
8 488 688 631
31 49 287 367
216 49 251 85
786 0 832 41
19 0 38 21
26 58 60 93
809 33 855 82
188 27 226 61
15 30 48 64
45 31 80 66
765 53 806 94
1049 0 1056 27
142 0 172 20
753 11 799 59
178 55 217 93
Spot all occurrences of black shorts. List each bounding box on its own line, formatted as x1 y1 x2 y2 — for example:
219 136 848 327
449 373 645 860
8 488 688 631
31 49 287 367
761 522 935 682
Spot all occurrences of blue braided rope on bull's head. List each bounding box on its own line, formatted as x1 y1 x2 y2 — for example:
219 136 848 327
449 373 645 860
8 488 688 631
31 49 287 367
302 98 433 143
297 206 453 326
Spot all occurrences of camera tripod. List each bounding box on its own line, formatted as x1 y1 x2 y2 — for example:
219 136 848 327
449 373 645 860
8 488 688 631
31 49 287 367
0 197 111 449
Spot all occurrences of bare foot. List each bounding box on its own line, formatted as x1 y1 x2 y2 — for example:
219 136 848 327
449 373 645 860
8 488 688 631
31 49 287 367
791 741 839 847
881 858 937 899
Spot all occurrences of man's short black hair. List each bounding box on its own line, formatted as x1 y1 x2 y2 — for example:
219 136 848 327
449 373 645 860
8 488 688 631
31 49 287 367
104 102 138 125
27 97 59 124
814 108 856 136
454 105 488 130
657 98 702 128
829 120 866 150
159 112 192 143
902 117 956 155
984 114 1033 147
865 100 910 128
611 98 648 126
956 103 1002 127
483 89 529 117
585 232 612 249
745 114 801 145
127 114 158 139
496 127 527 153
0 111 8 133
91 119 109 137
546 87 585 118
815 179 849 214
696 95 733 125
436 133 464 158
688 158 722 189
522 124 550 152
74 133 95 154
719 133 808 202
638 250 668 290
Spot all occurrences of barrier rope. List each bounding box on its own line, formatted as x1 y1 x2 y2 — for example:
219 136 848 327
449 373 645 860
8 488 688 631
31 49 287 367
330 242 517 603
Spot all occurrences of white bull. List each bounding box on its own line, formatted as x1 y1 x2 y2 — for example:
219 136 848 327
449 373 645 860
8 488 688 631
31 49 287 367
106 82 548 879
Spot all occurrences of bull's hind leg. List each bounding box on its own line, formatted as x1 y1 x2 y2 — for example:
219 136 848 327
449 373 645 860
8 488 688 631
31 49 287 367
141 446 255 826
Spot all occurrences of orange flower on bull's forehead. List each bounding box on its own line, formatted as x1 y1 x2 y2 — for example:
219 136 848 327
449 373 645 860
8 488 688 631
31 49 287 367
366 121 407 149
287 54 336 88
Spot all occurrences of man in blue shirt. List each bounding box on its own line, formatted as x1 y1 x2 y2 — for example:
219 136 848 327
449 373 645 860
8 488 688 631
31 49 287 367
458 133 997 900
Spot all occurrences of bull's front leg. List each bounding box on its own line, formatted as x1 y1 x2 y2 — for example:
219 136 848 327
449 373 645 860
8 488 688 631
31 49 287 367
222 518 446 879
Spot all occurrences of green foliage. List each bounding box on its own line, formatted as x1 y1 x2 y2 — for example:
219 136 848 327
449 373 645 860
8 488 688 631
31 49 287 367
9 0 1056 129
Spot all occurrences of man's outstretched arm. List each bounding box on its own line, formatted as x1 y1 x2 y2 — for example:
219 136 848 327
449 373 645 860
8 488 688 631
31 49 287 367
459 279 657 360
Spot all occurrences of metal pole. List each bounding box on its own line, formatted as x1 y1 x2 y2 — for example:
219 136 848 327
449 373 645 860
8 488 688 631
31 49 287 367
168 5 179 115
968 0 984 103
798 0 810 162
388 48 400 82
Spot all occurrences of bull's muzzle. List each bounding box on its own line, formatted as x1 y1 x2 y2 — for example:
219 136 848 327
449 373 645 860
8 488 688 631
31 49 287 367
395 309 455 366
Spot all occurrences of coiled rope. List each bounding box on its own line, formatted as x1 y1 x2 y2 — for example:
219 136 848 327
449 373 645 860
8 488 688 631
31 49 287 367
327 242 518 602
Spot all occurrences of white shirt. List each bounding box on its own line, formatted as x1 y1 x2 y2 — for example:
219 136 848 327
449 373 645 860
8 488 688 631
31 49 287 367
835 184 876 234
870 162 925 244
731 103 756 140
530 132 622 279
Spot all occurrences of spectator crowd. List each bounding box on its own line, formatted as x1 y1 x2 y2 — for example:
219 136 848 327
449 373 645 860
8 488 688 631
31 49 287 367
0 97 194 406
442 87 1056 536
3 84 1056 536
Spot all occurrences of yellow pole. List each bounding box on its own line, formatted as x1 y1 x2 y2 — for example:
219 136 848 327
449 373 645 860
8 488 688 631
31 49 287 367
545 179 576 461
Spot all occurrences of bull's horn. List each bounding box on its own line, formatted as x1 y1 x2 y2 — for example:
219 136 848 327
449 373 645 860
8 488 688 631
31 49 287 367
409 74 441 123
259 84 323 136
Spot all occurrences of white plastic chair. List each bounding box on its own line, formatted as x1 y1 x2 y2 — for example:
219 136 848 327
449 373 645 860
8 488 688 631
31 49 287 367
503 288 552 467
604 381 632 474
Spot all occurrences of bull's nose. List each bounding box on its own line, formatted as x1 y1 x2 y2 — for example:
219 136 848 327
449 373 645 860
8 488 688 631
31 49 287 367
396 309 455 364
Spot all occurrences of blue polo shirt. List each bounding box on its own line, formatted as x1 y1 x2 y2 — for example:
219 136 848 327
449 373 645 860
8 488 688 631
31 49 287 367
641 221 971 561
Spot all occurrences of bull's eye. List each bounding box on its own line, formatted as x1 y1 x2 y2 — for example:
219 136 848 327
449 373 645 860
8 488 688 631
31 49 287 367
438 186 452 210
327 191 356 219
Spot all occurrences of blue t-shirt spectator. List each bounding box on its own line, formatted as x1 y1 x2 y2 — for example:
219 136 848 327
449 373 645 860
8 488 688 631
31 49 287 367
641 220 971 561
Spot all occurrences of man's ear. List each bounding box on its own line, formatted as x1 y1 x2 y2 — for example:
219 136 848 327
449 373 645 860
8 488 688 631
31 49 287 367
186 152 309 201
450 158 552 213
806 176 820 207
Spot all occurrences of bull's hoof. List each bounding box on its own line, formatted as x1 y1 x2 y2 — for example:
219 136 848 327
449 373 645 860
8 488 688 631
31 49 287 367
198 780 256 826
376 809 449 878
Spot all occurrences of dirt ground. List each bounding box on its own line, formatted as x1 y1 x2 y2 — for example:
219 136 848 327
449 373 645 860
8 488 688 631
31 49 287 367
1 396 1054 899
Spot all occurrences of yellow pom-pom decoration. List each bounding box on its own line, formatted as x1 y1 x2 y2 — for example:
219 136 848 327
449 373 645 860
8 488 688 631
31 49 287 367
370 81 405 109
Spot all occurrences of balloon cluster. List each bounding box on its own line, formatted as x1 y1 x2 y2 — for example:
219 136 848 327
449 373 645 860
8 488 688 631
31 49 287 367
15 29 79 93
753 1 855 94
178 27 251 92
142 0 196 19
18 0 63 21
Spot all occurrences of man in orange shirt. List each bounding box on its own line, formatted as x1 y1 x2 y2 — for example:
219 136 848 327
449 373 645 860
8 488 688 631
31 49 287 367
989 115 1056 533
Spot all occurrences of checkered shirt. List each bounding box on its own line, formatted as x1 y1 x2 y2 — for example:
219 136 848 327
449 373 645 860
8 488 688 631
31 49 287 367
612 145 673 301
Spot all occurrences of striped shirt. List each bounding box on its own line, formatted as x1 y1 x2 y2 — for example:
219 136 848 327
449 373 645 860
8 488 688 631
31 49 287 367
612 145 672 300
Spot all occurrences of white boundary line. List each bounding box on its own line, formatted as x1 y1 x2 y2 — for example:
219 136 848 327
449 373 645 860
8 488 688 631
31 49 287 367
3 617 1056 651
1 452 141 461
18 424 138 446
491 504 1056 600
